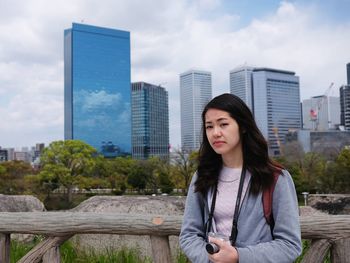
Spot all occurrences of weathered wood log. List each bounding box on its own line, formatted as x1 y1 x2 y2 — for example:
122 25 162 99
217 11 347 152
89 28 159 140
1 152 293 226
150 235 172 263
2 213 350 240
331 238 350 263
301 239 331 263
18 235 72 263
42 247 60 263
300 216 350 239
1 213 350 263
0 212 182 236
0 233 10 263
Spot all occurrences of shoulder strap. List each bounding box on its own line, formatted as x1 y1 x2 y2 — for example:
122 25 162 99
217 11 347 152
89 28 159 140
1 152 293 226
262 169 281 226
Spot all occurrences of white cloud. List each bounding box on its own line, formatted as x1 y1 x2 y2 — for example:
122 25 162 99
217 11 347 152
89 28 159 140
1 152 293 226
0 0 349 149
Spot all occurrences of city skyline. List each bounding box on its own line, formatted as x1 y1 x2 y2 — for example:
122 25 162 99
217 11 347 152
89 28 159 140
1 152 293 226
0 0 350 149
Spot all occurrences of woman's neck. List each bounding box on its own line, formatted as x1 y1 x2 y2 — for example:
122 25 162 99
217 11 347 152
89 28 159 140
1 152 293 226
222 151 243 169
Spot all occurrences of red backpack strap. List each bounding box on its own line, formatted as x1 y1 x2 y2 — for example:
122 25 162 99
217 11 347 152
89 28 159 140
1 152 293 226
262 169 281 225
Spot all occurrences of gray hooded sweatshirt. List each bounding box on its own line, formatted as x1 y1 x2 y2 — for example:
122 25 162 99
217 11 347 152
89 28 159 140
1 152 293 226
179 169 302 263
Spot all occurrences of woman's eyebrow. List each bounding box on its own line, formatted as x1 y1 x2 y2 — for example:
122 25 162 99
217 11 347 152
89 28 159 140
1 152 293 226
205 117 229 124
217 117 228 121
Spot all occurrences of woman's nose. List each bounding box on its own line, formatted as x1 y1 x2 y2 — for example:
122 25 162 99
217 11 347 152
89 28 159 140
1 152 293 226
213 127 221 137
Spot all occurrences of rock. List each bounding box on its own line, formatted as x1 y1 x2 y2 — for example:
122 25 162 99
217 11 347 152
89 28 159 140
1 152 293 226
299 206 327 217
0 194 45 242
308 194 350 215
70 195 186 260
0 194 45 212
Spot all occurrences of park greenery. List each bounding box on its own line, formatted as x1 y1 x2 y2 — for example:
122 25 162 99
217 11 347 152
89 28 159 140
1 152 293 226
0 140 349 209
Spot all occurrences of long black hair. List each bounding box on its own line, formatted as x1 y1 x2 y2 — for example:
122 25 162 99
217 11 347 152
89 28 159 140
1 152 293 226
195 93 282 196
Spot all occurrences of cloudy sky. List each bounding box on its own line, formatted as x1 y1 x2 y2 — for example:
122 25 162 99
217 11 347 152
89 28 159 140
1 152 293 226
0 0 349 149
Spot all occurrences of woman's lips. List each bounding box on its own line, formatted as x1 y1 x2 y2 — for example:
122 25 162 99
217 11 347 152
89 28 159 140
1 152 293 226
213 141 225 147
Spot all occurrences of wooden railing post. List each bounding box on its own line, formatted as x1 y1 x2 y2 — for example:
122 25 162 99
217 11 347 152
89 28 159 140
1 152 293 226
0 233 10 263
42 247 61 263
301 239 331 263
149 216 172 263
18 235 72 263
331 238 350 263
150 235 172 263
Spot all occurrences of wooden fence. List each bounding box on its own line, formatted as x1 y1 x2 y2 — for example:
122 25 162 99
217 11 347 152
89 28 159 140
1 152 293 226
0 212 349 263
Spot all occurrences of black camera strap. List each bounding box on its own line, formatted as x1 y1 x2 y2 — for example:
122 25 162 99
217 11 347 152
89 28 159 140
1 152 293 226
207 166 246 246
229 167 246 246
206 182 217 242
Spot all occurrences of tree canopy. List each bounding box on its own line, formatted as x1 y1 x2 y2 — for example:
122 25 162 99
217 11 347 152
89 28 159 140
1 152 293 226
38 140 99 202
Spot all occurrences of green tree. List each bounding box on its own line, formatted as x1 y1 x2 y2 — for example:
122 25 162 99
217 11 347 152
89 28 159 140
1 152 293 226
126 157 169 194
38 140 98 202
127 162 148 192
0 165 5 176
319 161 338 193
273 156 304 195
334 148 350 192
301 152 326 193
108 157 137 194
159 170 174 194
172 149 198 195
0 161 34 194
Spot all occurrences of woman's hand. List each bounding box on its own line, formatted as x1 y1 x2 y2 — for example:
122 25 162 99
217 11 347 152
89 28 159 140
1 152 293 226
208 237 239 263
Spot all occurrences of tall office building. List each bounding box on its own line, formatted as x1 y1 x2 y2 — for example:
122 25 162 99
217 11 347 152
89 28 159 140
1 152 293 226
0 147 7 162
131 82 169 160
229 66 301 155
339 63 350 131
180 70 212 151
340 85 350 131
230 66 255 111
64 23 131 157
302 95 340 131
4 148 14 161
252 68 301 156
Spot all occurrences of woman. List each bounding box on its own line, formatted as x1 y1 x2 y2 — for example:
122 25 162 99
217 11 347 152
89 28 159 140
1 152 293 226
179 93 301 263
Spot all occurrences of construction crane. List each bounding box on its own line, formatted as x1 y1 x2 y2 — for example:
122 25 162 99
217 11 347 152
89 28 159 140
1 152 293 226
272 127 282 155
309 82 334 131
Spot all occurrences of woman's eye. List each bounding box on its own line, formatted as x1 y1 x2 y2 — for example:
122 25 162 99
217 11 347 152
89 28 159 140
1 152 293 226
206 125 213 129
220 123 228 127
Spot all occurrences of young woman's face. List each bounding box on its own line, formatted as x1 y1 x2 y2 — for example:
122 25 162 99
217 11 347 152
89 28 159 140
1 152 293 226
205 108 242 158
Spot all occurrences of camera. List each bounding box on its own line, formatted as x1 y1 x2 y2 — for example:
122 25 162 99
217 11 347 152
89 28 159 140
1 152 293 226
206 242 220 254
205 232 228 254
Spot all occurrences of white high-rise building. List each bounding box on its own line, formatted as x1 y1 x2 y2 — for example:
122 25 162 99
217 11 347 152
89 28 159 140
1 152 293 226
180 70 212 151
230 66 255 111
302 96 341 131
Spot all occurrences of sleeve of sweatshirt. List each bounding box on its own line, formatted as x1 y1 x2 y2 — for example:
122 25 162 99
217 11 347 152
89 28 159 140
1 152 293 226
236 170 302 263
179 173 210 263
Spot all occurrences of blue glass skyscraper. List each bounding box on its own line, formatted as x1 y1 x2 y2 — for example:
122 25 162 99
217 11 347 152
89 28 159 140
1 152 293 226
64 23 131 157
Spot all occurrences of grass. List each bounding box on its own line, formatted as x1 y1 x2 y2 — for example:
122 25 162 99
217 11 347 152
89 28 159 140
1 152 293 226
10 239 185 263
10 238 332 263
